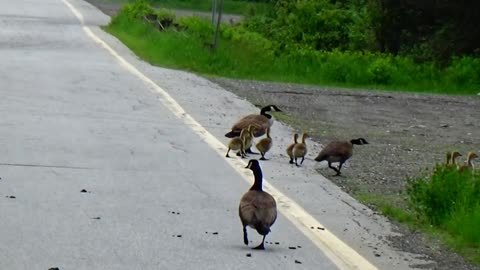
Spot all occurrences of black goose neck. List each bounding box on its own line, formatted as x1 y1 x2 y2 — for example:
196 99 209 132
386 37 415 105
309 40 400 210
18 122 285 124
350 139 361 145
260 106 271 115
250 166 264 191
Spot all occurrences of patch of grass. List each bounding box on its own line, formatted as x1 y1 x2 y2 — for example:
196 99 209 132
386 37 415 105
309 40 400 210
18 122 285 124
357 193 416 226
407 165 480 264
105 4 480 95
107 0 271 15
149 0 271 15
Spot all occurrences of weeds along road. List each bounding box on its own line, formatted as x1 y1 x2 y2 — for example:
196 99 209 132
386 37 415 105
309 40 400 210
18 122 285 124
0 0 428 269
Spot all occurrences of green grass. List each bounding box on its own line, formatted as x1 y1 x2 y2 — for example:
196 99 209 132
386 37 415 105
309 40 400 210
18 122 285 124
105 6 480 95
359 166 480 264
149 0 271 15
107 0 271 15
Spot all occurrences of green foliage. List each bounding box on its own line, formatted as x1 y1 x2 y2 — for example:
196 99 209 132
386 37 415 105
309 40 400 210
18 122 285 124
156 8 176 21
107 1 480 95
177 16 214 41
407 165 480 250
116 0 154 20
367 57 394 84
146 0 272 15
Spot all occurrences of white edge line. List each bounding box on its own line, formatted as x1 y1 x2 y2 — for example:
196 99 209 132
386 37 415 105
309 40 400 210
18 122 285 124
61 1 379 269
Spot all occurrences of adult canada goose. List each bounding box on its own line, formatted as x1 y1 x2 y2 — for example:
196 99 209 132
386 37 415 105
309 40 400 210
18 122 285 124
314 138 368 176
286 133 299 164
226 128 247 158
239 160 277 250
458 152 478 172
292 133 308 167
256 128 272 160
225 105 282 139
450 151 462 167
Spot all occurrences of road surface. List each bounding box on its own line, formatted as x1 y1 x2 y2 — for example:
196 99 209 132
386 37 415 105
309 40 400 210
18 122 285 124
0 0 428 269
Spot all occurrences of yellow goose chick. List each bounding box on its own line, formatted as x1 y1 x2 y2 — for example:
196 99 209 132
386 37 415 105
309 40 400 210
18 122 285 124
286 133 298 164
292 133 308 167
256 127 272 160
239 159 277 250
445 152 452 166
226 128 247 158
458 152 478 172
450 151 462 168
243 125 257 155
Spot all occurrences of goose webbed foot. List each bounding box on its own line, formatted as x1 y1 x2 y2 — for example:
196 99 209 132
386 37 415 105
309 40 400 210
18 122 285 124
246 148 259 155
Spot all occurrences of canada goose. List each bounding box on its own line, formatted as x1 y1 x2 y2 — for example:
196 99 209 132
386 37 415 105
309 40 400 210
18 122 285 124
239 159 277 250
450 151 462 167
314 138 368 176
225 105 282 139
292 133 308 167
256 128 272 160
458 152 478 172
286 133 299 164
226 128 247 158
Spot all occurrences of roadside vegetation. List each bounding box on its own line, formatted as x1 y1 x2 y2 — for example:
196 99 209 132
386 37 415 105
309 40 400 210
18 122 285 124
360 165 480 264
112 0 271 15
105 1 480 95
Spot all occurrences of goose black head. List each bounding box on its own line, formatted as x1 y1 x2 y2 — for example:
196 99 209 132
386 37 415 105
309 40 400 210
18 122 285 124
245 159 261 170
261 105 282 114
351 138 369 145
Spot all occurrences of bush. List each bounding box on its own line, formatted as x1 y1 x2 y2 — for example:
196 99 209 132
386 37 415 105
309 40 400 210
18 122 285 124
407 165 480 226
117 1 154 20
367 57 395 85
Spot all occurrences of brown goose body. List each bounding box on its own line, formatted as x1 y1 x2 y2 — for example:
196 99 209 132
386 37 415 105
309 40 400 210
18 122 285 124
314 138 368 175
239 160 277 250
225 105 281 138
286 133 298 164
256 128 272 160
292 133 308 166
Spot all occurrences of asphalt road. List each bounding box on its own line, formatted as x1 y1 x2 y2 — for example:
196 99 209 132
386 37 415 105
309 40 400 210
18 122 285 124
0 0 429 269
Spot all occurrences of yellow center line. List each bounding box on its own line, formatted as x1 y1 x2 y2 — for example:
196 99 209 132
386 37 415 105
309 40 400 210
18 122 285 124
61 0 378 269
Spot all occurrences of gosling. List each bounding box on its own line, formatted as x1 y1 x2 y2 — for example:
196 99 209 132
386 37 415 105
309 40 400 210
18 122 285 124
292 133 308 167
286 133 298 164
255 128 272 160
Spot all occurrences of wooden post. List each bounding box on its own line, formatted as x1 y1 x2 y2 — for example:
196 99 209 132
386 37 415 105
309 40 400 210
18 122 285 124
212 0 224 50
211 0 216 25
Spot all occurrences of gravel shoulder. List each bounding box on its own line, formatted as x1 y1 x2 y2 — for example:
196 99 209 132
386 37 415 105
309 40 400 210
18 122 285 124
84 1 480 269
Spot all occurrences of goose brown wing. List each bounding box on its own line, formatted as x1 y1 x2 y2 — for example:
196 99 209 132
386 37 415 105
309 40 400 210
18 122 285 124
231 115 269 137
316 141 352 160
